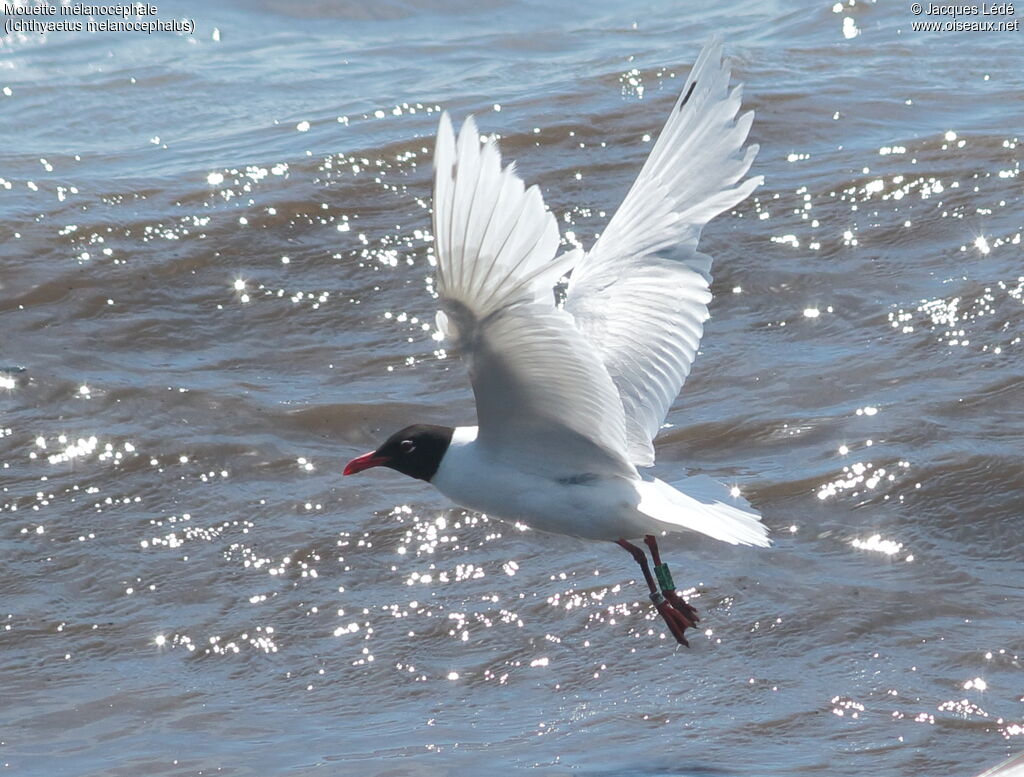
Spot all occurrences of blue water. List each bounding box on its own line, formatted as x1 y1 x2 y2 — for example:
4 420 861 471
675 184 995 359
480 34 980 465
1 1 1022 775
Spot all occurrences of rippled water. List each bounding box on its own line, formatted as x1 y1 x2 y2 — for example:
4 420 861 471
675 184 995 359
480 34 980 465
2 1 1022 775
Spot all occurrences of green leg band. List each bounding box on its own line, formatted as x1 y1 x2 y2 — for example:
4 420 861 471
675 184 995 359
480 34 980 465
654 562 675 592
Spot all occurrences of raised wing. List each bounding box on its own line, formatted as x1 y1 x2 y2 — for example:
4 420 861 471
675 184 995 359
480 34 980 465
432 113 634 477
565 38 762 467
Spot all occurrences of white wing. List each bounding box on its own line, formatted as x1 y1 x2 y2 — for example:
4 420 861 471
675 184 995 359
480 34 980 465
432 113 634 477
565 38 762 467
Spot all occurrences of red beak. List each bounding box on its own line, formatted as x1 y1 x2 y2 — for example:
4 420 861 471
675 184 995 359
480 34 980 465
344 451 389 475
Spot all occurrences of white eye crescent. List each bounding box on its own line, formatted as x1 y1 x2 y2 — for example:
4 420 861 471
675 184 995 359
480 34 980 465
400 440 415 453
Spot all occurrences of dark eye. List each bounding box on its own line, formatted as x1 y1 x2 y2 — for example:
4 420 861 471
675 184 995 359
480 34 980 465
400 440 415 454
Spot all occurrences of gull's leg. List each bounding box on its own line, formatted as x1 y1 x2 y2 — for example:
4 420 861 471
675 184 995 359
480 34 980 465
616 538 692 646
644 534 700 627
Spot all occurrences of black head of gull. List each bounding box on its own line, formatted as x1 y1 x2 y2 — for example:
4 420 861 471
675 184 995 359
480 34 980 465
344 424 454 482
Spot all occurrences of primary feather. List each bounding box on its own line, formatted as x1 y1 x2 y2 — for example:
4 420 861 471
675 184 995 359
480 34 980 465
432 113 634 477
566 36 763 467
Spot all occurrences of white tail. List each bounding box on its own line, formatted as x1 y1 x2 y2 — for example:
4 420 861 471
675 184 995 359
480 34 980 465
637 475 770 547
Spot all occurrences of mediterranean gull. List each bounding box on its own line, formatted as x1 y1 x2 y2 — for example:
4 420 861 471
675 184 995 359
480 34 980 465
345 38 769 646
